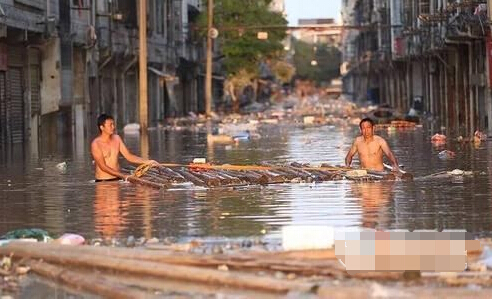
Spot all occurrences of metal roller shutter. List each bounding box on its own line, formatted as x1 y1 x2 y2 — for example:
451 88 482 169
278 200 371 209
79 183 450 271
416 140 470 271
29 48 41 116
0 72 6 144
8 67 24 143
7 46 25 144
30 66 40 115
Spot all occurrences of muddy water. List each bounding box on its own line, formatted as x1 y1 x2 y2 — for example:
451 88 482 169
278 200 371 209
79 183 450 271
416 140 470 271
0 123 491 241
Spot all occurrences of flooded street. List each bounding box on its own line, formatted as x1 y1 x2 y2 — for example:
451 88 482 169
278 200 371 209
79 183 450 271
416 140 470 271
1 123 492 242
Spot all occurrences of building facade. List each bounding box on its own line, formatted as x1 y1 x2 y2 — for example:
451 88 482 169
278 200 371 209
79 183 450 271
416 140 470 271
341 0 492 137
294 18 342 47
0 0 204 147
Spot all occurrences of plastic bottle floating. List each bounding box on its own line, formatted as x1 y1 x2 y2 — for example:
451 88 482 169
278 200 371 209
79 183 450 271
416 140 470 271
474 130 487 142
438 150 456 160
232 131 250 142
431 133 447 143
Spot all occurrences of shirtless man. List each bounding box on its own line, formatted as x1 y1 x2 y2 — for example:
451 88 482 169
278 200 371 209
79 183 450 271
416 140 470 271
91 114 156 181
345 118 401 172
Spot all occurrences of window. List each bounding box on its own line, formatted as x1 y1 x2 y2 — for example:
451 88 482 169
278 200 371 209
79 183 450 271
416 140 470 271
72 0 86 7
156 0 164 34
14 0 44 10
166 0 173 43
148 0 155 31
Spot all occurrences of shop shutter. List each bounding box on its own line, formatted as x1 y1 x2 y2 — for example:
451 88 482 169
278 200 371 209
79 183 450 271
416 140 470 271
8 67 24 143
0 72 6 144
30 66 40 115
29 48 41 115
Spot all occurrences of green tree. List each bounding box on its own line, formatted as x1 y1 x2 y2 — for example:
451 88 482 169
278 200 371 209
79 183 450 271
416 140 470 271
198 0 288 75
293 39 341 84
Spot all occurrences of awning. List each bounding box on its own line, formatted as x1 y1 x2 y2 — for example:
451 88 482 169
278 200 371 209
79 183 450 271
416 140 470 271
198 73 226 81
148 66 179 83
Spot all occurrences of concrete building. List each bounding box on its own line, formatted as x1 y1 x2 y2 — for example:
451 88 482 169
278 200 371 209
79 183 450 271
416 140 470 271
0 0 204 148
293 18 342 47
341 0 492 137
0 0 57 146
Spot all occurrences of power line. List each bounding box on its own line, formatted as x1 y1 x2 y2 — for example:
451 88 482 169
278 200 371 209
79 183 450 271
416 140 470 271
190 24 405 32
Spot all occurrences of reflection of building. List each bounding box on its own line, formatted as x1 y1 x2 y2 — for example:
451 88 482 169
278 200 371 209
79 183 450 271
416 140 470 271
293 18 342 47
0 0 204 146
341 0 492 136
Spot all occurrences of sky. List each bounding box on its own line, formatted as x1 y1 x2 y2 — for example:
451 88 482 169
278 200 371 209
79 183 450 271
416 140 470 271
284 0 341 25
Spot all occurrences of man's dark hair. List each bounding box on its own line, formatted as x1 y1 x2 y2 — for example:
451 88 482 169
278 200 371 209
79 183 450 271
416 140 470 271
97 114 114 132
359 117 374 129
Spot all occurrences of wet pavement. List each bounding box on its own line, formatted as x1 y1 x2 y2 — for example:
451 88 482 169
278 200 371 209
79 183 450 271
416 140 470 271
1 122 492 242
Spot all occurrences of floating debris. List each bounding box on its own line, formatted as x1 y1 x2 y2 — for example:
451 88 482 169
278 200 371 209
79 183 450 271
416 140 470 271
438 150 456 160
56 162 67 172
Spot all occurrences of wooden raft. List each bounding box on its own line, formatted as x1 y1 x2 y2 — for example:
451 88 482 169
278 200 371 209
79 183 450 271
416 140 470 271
123 162 411 189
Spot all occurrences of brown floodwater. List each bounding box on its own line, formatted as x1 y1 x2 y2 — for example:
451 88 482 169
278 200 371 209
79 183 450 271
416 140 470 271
1 123 491 242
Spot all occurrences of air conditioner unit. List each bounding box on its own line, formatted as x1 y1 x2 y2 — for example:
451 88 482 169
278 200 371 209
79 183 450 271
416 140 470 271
113 13 123 21
45 16 56 37
429 59 437 73
0 23 6 38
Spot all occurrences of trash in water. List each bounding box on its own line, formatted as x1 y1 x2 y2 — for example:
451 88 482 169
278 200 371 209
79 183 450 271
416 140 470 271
438 150 456 160
55 233 85 245
475 130 487 141
446 169 473 176
475 246 492 270
431 133 447 144
232 131 250 141
56 161 67 171
192 158 206 164
123 123 140 135
282 225 334 250
0 228 53 243
207 134 233 144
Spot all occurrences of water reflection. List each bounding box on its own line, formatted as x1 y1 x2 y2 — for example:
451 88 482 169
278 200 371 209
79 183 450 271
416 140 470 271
349 182 395 229
1 124 492 241
94 182 128 238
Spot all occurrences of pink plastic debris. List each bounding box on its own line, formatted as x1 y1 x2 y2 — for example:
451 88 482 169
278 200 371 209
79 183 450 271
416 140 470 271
56 233 85 245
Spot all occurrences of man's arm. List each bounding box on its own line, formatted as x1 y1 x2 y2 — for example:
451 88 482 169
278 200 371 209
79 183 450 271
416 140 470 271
91 141 128 179
380 138 400 171
345 140 358 167
117 135 157 165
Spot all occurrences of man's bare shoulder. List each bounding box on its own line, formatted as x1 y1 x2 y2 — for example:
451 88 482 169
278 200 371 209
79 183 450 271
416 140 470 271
353 136 364 144
111 134 124 145
91 136 102 147
374 135 388 144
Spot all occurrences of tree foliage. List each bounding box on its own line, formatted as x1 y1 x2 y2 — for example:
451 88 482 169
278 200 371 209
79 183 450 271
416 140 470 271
271 60 296 83
293 39 341 85
198 0 288 75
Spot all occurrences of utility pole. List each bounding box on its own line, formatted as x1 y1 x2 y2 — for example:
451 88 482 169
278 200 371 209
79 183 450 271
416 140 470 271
138 0 148 131
205 0 214 116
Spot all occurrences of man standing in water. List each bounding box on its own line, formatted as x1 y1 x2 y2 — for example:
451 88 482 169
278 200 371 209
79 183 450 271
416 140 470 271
345 118 401 172
91 114 156 182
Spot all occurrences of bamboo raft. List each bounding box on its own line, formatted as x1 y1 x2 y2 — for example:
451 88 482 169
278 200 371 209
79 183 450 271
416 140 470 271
374 120 417 130
0 239 491 298
123 162 413 189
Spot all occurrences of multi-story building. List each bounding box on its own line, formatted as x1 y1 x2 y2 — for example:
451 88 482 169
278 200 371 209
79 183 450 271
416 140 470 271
294 18 342 47
341 0 492 136
0 0 204 147
0 0 56 145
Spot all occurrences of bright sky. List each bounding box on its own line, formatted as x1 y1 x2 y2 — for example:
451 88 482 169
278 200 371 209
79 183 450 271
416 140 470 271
284 0 341 25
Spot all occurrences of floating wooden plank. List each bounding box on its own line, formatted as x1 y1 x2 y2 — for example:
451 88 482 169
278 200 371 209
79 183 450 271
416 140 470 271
0 242 315 294
26 260 149 299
